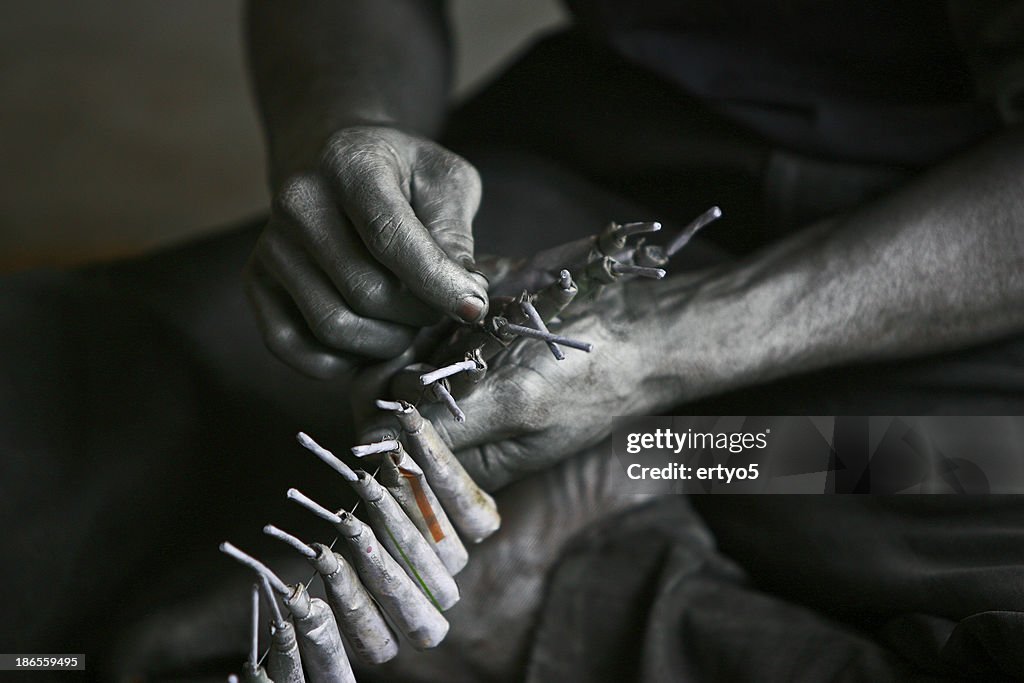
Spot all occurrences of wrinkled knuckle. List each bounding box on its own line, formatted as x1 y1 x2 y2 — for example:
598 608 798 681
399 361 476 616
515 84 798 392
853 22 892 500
320 131 357 174
322 130 390 176
274 173 324 220
451 156 481 191
349 280 392 317
313 308 356 349
365 212 406 257
429 149 478 189
308 356 350 380
324 127 361 154
264 324 298 356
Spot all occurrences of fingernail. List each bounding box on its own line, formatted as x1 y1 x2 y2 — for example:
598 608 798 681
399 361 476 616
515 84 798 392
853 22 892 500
456 295 487 323
467 268 490 288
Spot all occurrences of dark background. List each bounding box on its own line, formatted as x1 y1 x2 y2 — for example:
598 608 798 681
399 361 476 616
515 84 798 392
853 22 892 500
0 0 566 271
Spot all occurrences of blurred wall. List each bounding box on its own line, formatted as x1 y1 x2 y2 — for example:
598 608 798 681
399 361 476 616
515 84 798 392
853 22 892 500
0 0 566 271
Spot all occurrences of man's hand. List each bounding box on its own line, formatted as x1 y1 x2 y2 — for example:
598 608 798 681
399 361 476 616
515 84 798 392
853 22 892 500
245 126 489 379
411 122 1024 482
416 279 697 491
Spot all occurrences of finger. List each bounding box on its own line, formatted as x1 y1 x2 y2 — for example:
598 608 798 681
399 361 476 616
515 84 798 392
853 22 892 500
258 230 416 359
244 261 357 379
322 153 489 324
410 150 481 271
418 366 546 490
418 387 516 453
275 174 438 326
452 440 531 493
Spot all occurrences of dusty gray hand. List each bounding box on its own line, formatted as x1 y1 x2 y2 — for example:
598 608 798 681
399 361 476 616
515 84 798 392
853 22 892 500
421 279 693 491
245 126 489 379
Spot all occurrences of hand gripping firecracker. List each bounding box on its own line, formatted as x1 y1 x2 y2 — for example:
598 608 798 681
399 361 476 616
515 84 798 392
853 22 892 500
214 210 719 680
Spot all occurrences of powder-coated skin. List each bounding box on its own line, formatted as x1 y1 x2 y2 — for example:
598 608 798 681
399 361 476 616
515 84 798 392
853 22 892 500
378 444 468 575
393 403 500 543
308 542 399 665
284 587 355 683
334 511 450 649
347 471 460 610
244 126 489 380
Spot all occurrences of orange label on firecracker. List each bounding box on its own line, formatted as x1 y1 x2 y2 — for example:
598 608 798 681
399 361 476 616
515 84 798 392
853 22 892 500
400 468 445 542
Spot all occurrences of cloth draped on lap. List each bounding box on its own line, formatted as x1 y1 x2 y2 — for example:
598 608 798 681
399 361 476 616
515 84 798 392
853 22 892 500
528 496 1024 682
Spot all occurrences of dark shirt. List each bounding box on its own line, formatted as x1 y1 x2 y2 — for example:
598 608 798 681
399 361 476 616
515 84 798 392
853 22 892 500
566 0 1023 166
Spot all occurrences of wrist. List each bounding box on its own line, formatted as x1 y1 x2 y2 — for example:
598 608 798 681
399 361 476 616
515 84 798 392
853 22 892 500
266 110 405 189
647 262 798 407
619 276 725 411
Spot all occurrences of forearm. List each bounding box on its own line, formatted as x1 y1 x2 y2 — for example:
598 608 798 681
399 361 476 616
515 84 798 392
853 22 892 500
666 129 1024 398
246 0 451 186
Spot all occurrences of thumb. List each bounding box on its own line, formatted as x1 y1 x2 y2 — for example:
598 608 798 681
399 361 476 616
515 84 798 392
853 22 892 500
325 145 489 324
412 149 490 319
